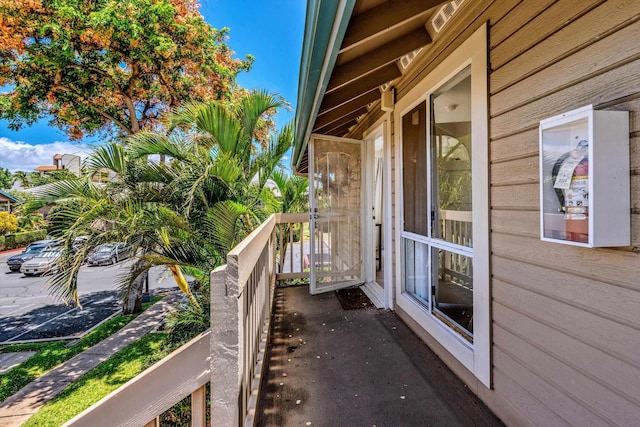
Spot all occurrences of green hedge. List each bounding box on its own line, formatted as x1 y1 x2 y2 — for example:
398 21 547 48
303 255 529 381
3 230 48 250
0 235 4 251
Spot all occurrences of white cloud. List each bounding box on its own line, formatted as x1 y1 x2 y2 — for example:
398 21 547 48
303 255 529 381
0 137 93 173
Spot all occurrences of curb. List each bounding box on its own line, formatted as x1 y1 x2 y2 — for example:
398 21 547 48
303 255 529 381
0 247 25 256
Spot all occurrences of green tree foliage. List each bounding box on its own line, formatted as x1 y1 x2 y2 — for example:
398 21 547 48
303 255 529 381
0 211 18 235
16 169 80 188
0 167 11 189
0 0 252 140
270 170 309 214
26 90 293 314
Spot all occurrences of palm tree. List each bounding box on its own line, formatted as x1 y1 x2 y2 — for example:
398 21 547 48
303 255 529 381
132 89 293 254
27 89 294 314
270 170 309 215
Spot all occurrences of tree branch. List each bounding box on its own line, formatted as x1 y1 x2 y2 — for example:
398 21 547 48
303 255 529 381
64 64 125 94
51 85 133 135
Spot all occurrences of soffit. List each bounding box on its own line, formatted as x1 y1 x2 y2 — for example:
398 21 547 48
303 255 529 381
295 0 455 174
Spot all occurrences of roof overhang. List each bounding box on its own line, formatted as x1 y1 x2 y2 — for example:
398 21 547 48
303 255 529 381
293 0 449 174
293 0 356 175
0 189 21 203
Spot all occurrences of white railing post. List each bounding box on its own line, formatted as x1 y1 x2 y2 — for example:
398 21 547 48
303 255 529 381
191 385 206 427
210 264 240 426
143 417 159 427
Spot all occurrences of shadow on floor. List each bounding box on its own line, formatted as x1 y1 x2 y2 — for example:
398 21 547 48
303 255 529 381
257 285 503 427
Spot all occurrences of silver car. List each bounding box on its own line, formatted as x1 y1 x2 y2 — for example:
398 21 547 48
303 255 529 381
20 248 63 276
87 242 132 266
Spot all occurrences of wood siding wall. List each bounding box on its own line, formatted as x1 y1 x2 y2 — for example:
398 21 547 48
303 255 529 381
349 0 640 425
488 0 640 425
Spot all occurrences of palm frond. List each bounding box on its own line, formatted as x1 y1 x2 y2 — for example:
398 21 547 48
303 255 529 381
237 89 286 138
252 121 294 188
85 142 126 175
203 200 256 255
197 101 245 154
168 101 205 131
126 131 192 162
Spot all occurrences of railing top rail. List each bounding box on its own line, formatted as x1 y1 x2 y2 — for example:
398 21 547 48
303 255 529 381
226 214 276 296
64 330 211 427
275 212 309 223
439 209 472 222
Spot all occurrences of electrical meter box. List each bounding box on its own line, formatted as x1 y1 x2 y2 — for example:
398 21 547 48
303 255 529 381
539 105 630 247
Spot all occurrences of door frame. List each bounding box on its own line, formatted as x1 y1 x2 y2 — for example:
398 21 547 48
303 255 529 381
361 118 394 309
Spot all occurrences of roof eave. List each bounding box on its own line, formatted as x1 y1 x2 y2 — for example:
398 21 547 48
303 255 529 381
293 0 356 175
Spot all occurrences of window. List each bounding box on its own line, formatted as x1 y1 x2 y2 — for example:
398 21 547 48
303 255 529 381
395 24 489 387
401 67 474 341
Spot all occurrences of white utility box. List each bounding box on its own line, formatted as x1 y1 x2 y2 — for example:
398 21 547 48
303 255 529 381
539 105 630 247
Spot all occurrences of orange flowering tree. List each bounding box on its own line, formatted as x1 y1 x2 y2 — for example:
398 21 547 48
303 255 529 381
0 0 252 140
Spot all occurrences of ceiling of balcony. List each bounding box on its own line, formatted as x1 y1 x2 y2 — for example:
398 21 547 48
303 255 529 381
294 0 453 174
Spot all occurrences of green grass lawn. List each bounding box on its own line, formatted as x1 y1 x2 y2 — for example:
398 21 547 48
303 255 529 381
0 296 162 402
0 295 205 426
23 333 168 426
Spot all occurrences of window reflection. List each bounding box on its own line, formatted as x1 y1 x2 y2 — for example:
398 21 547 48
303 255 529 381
430 67 472 248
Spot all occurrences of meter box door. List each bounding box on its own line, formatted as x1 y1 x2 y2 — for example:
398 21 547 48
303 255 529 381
539 105 630 247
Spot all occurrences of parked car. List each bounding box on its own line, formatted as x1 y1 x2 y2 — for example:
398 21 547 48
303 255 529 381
6 239 61 272
20 248 64 276
87 242 132 266
71 235 89 253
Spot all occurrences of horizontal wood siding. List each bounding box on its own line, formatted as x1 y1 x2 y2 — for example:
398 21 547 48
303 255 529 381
488 0 640 425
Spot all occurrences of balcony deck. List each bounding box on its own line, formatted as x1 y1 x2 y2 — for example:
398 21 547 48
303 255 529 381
257 285 503 426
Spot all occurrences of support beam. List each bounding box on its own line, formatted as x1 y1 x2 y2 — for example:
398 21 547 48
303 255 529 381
342 0 445 50
191 385 206 427
317 89 380 118
326 120 358 137
320 65 400 112
328 28 431 92
314 106 367 134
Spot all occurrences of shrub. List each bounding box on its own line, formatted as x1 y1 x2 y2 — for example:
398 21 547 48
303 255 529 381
0 212 19 235
3 230 48 249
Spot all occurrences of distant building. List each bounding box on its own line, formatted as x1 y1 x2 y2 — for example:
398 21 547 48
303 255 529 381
33 153 117 183
35 153 82 176
0 189 20 213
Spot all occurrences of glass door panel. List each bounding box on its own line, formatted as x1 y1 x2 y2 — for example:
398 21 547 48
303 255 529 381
430 68 473 248
433 248 473 342
400 66 475 343
309 135 363 294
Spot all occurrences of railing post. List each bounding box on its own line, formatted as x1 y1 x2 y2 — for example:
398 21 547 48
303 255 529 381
143 417 159 427
191 385 206 427
210 264 240 426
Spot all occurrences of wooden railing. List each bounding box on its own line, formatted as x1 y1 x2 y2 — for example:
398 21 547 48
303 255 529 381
210 213 310 426
63 213 310 427
439 210 472 277
63 330 211 427
210 214 276 426
274 212 310 281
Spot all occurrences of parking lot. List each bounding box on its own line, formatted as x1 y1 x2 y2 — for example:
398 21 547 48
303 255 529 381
0 250 178 344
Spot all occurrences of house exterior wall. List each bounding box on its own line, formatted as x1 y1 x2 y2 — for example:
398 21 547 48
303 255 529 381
486 1 640 424
351 0 640 425
61 154 82 176
0 195 12 212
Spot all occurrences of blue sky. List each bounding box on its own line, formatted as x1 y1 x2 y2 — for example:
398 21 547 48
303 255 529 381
0 0 306 172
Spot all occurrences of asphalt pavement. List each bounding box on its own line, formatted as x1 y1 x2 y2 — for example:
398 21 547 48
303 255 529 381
0 250 178 344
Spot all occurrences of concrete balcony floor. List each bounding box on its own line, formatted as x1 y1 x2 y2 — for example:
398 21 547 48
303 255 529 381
257 285 503 426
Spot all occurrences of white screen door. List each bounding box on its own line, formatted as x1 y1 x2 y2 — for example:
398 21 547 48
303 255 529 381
309 134 364 294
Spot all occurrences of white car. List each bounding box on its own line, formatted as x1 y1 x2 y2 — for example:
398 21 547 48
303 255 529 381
20 248 63 276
